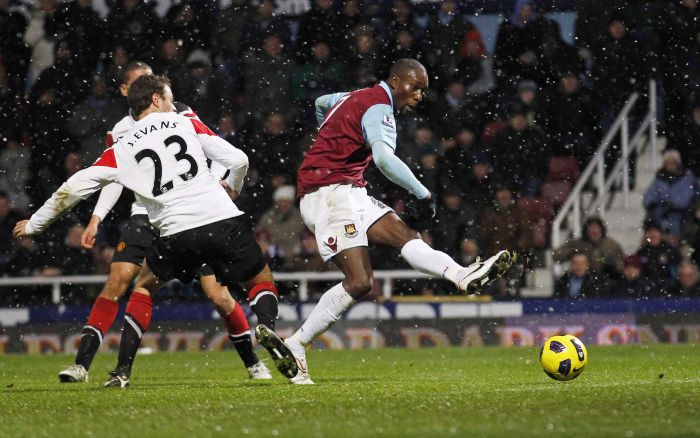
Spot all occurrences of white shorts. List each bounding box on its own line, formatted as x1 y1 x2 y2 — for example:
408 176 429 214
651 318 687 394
300 184 394 262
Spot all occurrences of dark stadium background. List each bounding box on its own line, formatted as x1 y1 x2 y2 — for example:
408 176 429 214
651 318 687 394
0 0 699 306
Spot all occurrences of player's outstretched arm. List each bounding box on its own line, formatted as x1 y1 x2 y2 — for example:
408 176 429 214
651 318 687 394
371 141 431 200
14 157 118 238
80 182 125 249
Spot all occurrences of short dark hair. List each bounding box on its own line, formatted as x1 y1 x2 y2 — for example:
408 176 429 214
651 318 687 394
388 58 425 80
121 61 152 85
127 74 171 117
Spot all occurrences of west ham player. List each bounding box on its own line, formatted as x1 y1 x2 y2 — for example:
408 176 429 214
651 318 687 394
284 59 514 384
14 75 297 387
56 62 271 384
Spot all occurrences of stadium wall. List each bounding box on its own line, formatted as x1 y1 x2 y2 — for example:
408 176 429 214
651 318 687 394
1 299 698 353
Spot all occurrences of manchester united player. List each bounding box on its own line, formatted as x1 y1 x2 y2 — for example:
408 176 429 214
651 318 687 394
284 59 514 384
15 74 297 387
56 62 271 384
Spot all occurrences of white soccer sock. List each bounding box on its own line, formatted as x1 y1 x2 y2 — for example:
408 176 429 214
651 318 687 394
400 238 464 285
293 283 356 346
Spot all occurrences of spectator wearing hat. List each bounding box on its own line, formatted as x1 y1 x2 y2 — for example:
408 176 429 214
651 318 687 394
489 101 549 196
554 252 609 298
636 220 682 289
643 149 696 240
667 260 700 297
255 185 305 269
554 216 625 283
611 255 658 297
478 185 531 257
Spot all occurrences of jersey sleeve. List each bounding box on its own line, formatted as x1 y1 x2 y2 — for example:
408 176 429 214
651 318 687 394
190 119 249 193
371 142 430 199
25 150 119 235
92 183 124 222
315 92 348 126
361 104 397 150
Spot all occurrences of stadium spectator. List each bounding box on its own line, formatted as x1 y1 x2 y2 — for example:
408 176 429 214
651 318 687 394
0 0 29 97
296 0 342 62
288 229 334 299
152 38 187 79
68 76 122 162
541 70 599 165
44 0 105 78
478 185 531 257
216 113 238 145
488 102 549 196
636 221 682 289
553 253 608 298
590 12 645 114
493 0 558 89
553 217 625 283
386 29 422 66
431 187 479 260
335 0 367 60
503 79 541 126
255 185 305 269
170 59 234 126
458 152 502 214
241 0 291 54
429 81 481 138
386 0 416 38
292 41 345 119
671 99 700 176
347 27 385 88
0 139 32 212
30 41 88 113
214 0 253 59
23 0 56 87
103 45 131 96
643 149 696 239
610 255 657 298
423 0 480 91
0 191 23 261
106 0 160 63
242 34 296 121
163 0 213 53
667 260 700 297
656 0 700 141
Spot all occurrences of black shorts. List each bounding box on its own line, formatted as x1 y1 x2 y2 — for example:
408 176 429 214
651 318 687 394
146 216 267 286
112 215 159 265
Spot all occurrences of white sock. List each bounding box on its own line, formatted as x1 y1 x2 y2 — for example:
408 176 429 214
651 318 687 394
293 283 356 346
400 238 464 285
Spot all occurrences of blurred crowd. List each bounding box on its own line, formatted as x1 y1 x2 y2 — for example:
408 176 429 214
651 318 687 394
1 0 700 303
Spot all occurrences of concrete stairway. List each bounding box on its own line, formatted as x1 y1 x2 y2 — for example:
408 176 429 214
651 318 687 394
519 138 663 298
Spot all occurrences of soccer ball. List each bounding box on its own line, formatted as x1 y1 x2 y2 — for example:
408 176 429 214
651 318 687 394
540 335 588 381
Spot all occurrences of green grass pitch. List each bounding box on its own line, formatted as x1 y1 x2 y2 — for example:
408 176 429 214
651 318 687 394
1 344 699 437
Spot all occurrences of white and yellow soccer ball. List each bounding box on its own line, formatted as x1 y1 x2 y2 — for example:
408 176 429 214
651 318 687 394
540 334 588 381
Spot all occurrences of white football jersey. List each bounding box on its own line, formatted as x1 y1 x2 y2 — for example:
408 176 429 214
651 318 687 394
26 112 248 237
95 106 229 219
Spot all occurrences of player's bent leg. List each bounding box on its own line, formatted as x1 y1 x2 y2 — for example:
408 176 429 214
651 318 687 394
286 247 372 385
104 262 162 388
242 264 279 330
237 264 298 379
61 262 141 383
200 275 270 379
367 213 514 293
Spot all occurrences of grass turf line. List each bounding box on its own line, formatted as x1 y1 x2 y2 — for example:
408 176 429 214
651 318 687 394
1 344 699 437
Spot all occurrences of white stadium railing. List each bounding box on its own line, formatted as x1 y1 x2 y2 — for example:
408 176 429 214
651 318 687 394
550 79 658 276
0 270 433 304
